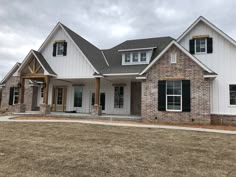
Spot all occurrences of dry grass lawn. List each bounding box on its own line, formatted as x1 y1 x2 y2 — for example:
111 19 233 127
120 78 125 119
0 122 235 177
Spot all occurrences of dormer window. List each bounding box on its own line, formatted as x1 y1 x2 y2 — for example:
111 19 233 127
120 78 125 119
140 52 147 62
125 53 131 62
120 48 154 65
132 52 139 62
53 41 67 57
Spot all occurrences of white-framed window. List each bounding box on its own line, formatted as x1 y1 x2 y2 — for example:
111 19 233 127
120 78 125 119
125 53 131 62
166 81 182 111
170 52 177 64
140 52 147 62
229 85 236 105
195 38 207 54
57 42 64 55
114 86 124 108
13 87 19 105
132 52 139 62
74 87 83 107
41 87 44 98
123 51 149 64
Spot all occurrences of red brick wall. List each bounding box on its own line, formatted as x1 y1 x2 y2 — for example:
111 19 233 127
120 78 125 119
1 76 34 112
141 45 211 124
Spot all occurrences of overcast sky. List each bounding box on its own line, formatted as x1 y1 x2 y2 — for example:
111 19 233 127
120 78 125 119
1 0 236 80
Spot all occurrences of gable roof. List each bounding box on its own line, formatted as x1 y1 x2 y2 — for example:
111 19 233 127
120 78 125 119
140 40 216 76
100 37 173 74
38 22 108 74
177 16 236 47
15 50 56 76
32 50 56 75
0 62 21 84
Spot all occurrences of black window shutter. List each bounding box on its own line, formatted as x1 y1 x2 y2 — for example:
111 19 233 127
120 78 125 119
182 80 191 112
63 42 67 56
207 37 213 53
9 87 14 105
53 43 57 56
189 39 195 54
158 80 166 111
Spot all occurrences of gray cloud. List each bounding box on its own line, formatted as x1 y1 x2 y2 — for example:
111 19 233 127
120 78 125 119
1 0 236 80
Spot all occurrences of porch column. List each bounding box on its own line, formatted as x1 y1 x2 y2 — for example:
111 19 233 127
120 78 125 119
19 77 25 104
43 75 49 104
40 75 50 114
92 78 102 116
17 77 26 112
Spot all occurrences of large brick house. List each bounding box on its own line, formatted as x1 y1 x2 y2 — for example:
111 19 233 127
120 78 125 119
1 16 236 124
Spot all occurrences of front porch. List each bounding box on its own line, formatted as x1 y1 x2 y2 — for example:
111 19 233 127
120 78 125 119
13 111 142 121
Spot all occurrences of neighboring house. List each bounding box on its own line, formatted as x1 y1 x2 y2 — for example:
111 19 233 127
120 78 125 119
1 16 236 124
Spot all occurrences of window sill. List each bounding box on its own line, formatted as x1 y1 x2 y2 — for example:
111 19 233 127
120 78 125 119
166 110 182 112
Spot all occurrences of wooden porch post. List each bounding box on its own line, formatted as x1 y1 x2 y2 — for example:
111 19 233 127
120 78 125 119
43 75 49 104
19 77 25 104
94 78 100 107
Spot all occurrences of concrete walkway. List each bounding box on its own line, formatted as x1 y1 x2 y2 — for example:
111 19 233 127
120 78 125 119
0 115 235 135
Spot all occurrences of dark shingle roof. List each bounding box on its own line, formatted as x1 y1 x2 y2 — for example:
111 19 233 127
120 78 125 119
61 23 108 73
100 37 174 74
33 50 56 75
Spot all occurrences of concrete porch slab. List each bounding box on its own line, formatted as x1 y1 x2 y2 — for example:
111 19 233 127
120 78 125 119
12 111 142 121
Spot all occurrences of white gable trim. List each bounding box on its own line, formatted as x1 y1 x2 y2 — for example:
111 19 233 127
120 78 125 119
1 62 20 84
38 23 99 74
14 50 56 77
177 16 236 47
139 40 214 75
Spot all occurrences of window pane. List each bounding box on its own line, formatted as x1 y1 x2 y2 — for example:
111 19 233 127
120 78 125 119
14 87 19 104
140 52 146 62
167 81 174 94
132 52 139 62
57 43 64 55
74 87 82 107
195 38 206 53
167 96 181 110
57 88 63 105
125 53 130 62
230 85 236 105
114 86 124 108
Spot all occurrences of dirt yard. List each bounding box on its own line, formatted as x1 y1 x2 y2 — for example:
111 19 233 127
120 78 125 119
0 122 235 177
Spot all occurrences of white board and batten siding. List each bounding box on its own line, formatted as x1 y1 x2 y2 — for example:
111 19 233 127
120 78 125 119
48 79 131 115
40 27 95 79
179 21 236 115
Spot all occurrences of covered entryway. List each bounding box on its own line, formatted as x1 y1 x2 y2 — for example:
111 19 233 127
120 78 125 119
14 50 57 114
131 82 141 115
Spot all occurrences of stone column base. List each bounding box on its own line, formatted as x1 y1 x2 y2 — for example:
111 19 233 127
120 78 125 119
91 104 102 116
40 104 51 114
15 104 26 113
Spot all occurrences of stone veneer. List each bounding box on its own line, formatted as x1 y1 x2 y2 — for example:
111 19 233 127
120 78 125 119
141 45 211 124
1 76 35 112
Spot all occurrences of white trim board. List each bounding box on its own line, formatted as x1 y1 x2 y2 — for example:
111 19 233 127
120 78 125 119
118 47 156 52
103 73 139 76
139 40 215 75
177 16 236 47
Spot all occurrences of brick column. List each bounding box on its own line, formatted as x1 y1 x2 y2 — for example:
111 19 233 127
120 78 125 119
17 77 26 113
